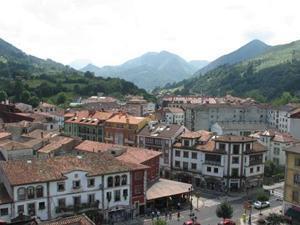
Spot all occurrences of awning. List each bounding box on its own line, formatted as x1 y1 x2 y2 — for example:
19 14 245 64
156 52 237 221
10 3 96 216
286 208 300 221
146 178 192 201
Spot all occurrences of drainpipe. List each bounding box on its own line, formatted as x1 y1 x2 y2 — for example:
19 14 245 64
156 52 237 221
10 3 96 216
47 182 51 219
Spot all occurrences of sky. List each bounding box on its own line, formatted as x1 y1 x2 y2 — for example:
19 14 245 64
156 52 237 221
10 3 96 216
1 0 300 67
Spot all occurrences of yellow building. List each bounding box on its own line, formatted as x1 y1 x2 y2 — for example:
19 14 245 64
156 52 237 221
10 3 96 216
283 143 300 224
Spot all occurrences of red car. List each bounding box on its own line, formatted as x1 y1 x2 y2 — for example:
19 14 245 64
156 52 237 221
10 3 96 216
183 220 201 225
217 219 236 225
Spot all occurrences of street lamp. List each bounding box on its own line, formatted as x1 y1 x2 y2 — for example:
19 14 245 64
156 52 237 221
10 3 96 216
248 205 252 225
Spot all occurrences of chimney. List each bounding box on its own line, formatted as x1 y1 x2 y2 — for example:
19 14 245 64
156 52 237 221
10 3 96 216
41 132 44 139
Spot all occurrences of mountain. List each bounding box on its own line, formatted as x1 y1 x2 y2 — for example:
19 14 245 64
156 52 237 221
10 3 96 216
194 39 271 76
69 59 92 70
173 39 300 102
0 38 154 106
81 51 200 90
189 60 209 70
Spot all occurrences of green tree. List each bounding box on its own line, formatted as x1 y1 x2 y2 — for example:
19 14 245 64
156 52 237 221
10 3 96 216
194 191 201 209
153 219 167 225
0 90 8 102
256 191 270 214
216 201 233 222
56 93 67 105
20 90 31 103
28 96 40 108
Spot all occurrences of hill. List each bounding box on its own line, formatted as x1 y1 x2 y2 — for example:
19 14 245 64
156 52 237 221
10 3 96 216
0 38 154 106
173 40 300 102
194 39 271 75
81 51 203 90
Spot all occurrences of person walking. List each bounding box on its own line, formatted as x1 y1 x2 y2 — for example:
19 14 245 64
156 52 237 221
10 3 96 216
156 210 160 220
169 211 172 221
177 211 180 221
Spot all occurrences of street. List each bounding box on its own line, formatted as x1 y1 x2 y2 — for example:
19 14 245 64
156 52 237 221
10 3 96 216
143 195 282 225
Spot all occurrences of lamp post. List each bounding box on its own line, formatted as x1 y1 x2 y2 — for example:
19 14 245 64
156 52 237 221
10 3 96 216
189 186 194 218
248 205 252 225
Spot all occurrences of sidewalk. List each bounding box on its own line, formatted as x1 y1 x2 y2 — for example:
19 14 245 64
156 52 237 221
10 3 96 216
239 206 282 225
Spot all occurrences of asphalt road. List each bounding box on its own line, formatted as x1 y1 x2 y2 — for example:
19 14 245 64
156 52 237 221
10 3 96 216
144 195 282 225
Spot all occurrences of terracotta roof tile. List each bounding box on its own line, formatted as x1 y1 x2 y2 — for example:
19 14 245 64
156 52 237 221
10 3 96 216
0 132 11 139
214 135 255 142
106 113 146 125
0 153 135 186
138 123 185 139
38 137 74 154
41 215 95 225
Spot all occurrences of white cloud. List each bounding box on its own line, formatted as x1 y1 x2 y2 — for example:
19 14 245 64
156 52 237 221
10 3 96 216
0 0 300 66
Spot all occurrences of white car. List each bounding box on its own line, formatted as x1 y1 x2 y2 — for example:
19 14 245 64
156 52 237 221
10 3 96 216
253 201 270 209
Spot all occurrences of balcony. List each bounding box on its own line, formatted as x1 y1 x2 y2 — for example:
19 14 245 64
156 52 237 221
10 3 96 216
249 160 263 166
55 201 99 214
204 160 221 166
105 136 113 141
125 138 135 145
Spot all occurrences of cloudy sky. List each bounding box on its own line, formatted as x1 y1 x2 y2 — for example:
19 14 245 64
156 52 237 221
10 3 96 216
1 0 300 67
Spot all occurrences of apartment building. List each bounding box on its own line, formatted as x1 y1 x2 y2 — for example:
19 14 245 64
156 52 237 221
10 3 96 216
184 103 268 131
0 153 142 223
283 143 300 224
137 122 186 177
104 112 148 146
253 130 300 166
172 134 267 191
64 110 114 142
163 107 185 125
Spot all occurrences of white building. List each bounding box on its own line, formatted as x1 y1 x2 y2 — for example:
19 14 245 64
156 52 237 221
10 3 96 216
0 153 138 223
252 130 300 166
163 107 185 125
172 133 267 191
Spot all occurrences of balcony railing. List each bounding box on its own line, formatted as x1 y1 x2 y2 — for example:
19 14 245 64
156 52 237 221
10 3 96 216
105 136 113 141
55 201 99 214
125 138 135 144
249 160 263 166
204 160 221 166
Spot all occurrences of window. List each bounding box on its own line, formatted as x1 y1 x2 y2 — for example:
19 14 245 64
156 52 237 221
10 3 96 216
114 190 121 202
192 152 197 159
233 145 239 154
121 175 127 185
231 168 239 177
294 174 300 185
17 187 26 201
115 176 120 187
191 163 197 170
57 182 65 192
257 166 260 172
88 194 95 203
0 208 8 216
27 186 35 199
73 196 81 206
88 178 95 187
175 150 181 157
207 167 212 172
73 180 81 189
183 151 189 158
214 168 219 173
58 198 66 208
17 205 24 214
219 143 225 150
38 202 45 210
273 147 280 155
175 161 180 168
134 185 143 195
106 192 112 202
36 186 43 198
246 143 251 151
184 140 190 147
295 158 300 167
250 168 254 173
107 176 113 187
134 172 143 181
292 191 299 203
27 203 35 216
183 162 188 170
232 157 239 164
123 189 128 199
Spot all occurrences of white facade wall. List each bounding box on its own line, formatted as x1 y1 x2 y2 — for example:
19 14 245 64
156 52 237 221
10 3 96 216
290 118 300 139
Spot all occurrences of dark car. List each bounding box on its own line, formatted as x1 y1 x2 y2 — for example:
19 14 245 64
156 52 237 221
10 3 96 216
217 219 236 225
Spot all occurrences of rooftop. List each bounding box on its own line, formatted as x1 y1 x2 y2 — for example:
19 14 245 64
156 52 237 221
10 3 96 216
75 140 161 164
213 121 268 131
66 110 114 125
40 214 95 225
214 135 256 143
106 113 146 125
0 153 139 186
286 143 300 154
38 136 74 154
0 183 12 204
138 123 185 139
181 130 213 142
0 132 11 139
255 130 300 143
164 107 184 114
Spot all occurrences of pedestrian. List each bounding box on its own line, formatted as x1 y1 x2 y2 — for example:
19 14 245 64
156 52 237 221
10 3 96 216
157 210 160 219
169 211 172 220
165 211 168 220
177 211 180 221
177 202 181 210
151 211 155 221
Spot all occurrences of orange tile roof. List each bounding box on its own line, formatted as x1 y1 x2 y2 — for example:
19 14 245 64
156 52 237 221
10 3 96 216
75 140 161 164
214 135 255 143
41 214 95 225
38 137 74 154
0 132 11 139
106 113 146 125
0 153 138 186
65 111 114 125
181 130 213 142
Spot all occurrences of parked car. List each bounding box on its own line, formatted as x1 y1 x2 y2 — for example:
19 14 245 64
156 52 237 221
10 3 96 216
183 220 201 225
217 219 236 225
253 201 270 209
